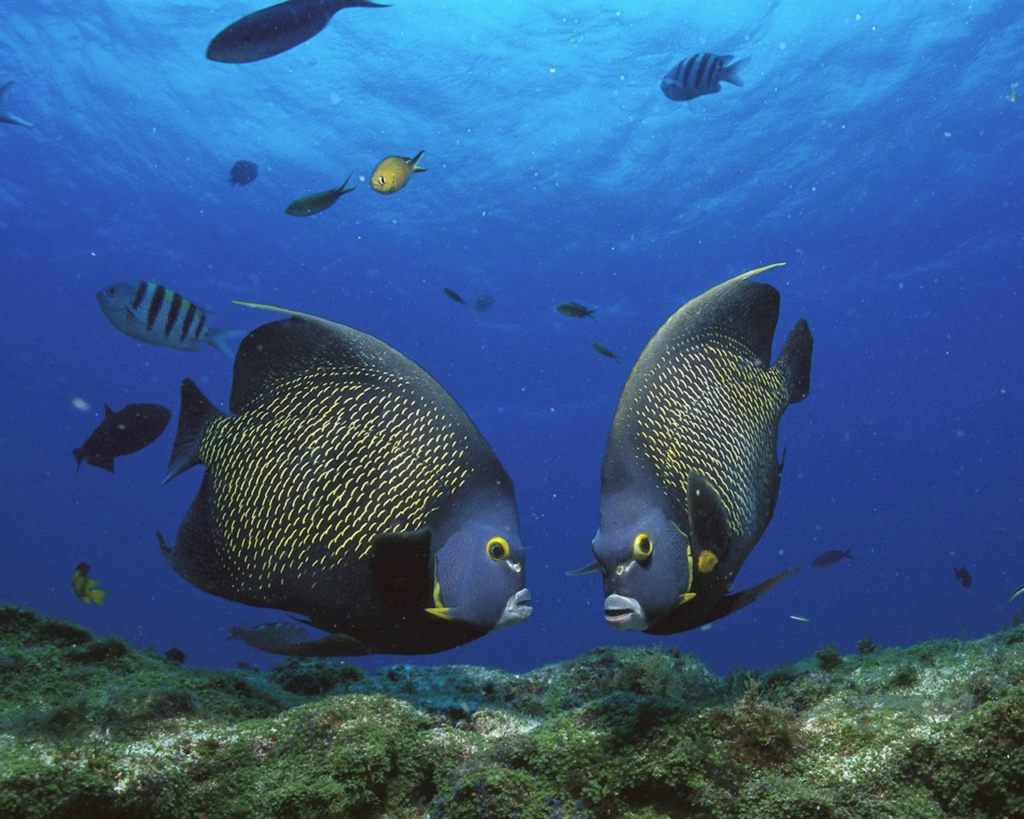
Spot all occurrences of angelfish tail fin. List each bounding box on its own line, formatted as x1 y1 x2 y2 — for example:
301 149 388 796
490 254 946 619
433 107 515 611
162 378 224 484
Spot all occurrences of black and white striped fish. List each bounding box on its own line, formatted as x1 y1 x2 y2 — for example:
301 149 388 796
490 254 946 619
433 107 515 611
660 53 749 102
97 281 236 356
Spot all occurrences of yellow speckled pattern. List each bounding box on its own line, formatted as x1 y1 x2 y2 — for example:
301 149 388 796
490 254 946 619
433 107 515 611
195 358 473 598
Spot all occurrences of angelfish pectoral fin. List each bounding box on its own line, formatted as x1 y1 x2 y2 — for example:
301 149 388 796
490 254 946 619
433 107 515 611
367 528 434 616
687 471 731 561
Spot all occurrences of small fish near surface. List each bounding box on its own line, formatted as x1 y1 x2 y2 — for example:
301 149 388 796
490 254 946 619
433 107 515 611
158 301 532 656
286 173 356 216
0 81 33 127
954 566 973 588
207 0 390 64
811 548 855 568
591 342 620 362
660 53 750 102
97 281 238 356
71 563 107 605
229 160 259 186
558 302 596 319
370 151 426 194
443 288 467 304
582 263 812 635
73 403 171 473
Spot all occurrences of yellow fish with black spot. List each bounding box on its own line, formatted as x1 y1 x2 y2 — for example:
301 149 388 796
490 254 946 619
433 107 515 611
370 150 426 194
579 263 812 634
71 563 106 605
158 301 531 656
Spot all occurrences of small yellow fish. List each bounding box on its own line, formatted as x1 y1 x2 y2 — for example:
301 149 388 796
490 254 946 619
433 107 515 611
370 150 426 194
71 562 106 605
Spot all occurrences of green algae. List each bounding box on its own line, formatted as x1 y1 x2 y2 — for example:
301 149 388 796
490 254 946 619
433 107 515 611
1 604 1023 818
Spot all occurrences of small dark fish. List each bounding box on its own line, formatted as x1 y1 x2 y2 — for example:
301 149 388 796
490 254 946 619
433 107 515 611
207 0 390 64
286 173 356 216
954 566 973 588
229 160 259 186
591 342 620 362
661 53 749 102
71 563 106 605
73 403 172 473
370 151 426 194
474 295 495 313
811 548 855 568
443 288 466 304
162 647 186 664
0 81 33 127
558 302 596 319
97 281 238 356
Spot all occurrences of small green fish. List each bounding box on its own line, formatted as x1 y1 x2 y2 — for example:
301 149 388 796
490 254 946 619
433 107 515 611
71 563 106 605
591 342 620 362
558 302 596 319
443 288 466 304
370 151 426 194
286 173 356 216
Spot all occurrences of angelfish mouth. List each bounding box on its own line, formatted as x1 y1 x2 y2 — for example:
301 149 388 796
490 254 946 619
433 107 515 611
604 594 647 631
495 588 533 629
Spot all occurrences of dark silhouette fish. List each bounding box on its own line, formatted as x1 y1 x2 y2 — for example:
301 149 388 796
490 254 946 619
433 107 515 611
954 566 972 588
583 263 812 634
229 160 259 186
591 342 619 362
558 302 596 319
207 0 389 64
443 288 466 304
0 81 33 127
811 548 855 568
73 403 171 473
285 173 356 216
158 301 532 656
661 53 749 102
474 294 495 313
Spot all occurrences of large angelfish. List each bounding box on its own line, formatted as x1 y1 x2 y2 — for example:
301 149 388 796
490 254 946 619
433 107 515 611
584 263 812 634
160 302 531 656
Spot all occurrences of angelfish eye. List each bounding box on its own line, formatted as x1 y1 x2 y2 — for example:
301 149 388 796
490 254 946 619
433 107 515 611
486 537 510 561
632 533 653 562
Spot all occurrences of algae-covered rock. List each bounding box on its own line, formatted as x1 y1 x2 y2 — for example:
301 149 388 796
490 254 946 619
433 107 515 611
1 604 1023 818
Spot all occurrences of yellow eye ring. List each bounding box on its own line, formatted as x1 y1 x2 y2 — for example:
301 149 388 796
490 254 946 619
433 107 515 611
486 537 510 561
632 533 653 561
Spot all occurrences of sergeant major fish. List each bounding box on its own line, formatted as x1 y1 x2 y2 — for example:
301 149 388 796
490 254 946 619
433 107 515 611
581 263 812 634
158 301 532 656
207 0 389 64
371 151 426 194
660 53 749 102
73 402 171 473
97 281 237 356
0 81 33 127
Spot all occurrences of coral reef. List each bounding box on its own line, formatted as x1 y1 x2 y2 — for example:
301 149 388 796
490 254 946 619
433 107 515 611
1 604 1023 818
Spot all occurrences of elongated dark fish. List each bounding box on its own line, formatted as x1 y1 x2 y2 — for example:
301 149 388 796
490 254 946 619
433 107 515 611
591 342 619 362
229 160 259 186
558 302 596 319
207 0 389 64
97 281 237 356
0 81 33 127
584 263 812 634
73 403 171 473
660 53 749 102
285 173 356 216
443 288 466 304
159 301 532 656
811 548 854 568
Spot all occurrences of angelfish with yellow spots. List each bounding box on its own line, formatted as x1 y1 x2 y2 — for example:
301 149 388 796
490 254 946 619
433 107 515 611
158 301 531 656
581 264 812 634
370 150 426 194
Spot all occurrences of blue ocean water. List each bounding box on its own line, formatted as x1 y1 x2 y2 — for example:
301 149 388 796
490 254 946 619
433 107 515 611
1 0 1022 678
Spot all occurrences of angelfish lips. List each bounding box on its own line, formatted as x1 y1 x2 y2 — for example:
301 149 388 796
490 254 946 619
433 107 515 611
494 588 533 630
604 594 648 631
